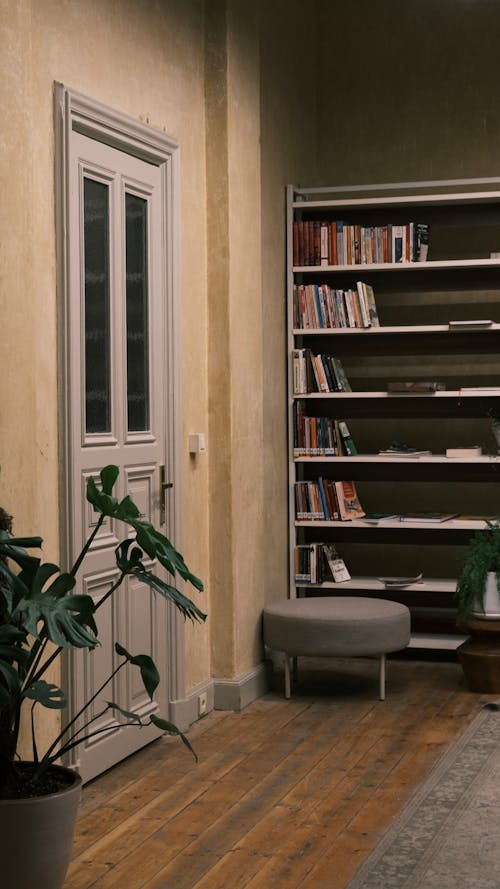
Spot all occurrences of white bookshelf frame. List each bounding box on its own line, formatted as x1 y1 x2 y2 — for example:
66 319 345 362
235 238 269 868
286 178 500 650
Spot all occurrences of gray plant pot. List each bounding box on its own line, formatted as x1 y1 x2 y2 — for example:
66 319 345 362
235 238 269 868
491 421 500 454
0 764 82 889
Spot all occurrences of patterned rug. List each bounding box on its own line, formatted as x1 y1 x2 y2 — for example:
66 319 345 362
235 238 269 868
346 703 500 889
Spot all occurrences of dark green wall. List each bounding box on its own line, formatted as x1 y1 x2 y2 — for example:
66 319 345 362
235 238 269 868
316 0 500 185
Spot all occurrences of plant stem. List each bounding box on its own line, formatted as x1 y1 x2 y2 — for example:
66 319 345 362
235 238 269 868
69 514 105 578
55 719 149 761
30 702 39 763
21 635 50 694
41 658 127 762
92 572 127 612
23 641 63 692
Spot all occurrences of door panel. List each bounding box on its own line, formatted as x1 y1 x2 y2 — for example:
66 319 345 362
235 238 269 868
68 133 170 782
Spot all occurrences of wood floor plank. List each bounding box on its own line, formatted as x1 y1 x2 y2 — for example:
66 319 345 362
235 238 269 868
81 705 346 887
67 698 310 868
65 658 495 889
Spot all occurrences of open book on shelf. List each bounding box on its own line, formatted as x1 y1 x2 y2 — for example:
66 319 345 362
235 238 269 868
379 442 431 457
387 381 445 393
448 319 493 329
378 573 424 588
399 512 459 523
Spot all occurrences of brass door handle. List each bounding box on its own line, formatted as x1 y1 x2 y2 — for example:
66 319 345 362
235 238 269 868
159 465 173 525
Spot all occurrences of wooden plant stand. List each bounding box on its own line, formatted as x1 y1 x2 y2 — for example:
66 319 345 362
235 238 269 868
457 617 500 693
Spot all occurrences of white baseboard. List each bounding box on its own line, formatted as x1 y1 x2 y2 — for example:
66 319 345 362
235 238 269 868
213 662 269 711
169 680 215 732
169 662 269 729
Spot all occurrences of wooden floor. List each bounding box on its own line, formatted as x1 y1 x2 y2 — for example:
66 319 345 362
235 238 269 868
65 655 496 889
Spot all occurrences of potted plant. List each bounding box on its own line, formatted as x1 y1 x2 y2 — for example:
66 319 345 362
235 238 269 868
487 406 500 453
455 520 500 619
0 465 205 889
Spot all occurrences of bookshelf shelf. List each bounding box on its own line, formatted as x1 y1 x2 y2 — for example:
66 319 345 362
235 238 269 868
294 258 500 273
409 634 465 651
294 455 500 464
294 390 500 399
296 576 456 593
293 324 500 336
294 519 488 530
287 178 500 652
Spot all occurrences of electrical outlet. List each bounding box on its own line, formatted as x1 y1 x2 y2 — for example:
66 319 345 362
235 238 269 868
198 692 207 716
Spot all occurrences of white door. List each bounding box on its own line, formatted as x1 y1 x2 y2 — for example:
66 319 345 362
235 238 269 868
66 132 172 782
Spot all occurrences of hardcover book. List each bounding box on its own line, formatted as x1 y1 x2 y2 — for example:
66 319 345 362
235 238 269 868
335 480 365 520
337 420 358 456
446 446 482 458
322 543 351 582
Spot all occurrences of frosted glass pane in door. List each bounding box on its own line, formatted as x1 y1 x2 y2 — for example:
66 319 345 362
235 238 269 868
84 178 111 434
125 193 150 432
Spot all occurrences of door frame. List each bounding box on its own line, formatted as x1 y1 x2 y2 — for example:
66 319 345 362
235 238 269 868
53 83 186 730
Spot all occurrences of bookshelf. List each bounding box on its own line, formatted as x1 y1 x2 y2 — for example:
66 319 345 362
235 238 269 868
287 179 500 651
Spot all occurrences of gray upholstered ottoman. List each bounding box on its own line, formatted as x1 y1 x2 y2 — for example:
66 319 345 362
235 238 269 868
263 596 411 700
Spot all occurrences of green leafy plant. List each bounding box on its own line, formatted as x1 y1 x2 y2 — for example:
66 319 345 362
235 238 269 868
487 407 500 425
0 466 205 798
455 520 500 615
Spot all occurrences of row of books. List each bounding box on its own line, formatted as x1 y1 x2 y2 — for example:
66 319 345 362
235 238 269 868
293 219 430 267
295 542 351 584
294 406 357 457
295 479 365 522
293 282 380 330
293 349 351 394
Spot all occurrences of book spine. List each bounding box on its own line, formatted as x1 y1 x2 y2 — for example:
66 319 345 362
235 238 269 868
313 220 321 266
317 477 330 521
354 224 361 264
312 354 329 392
392 225 404 263
320 355 335 392
324 479 340 520
330 221 338 265
293 221 299 267
417 223 430 261
313 284 324 328
320 222 329 266
336 221 344 266
338 420 358 455
292 348 306 394
356 281 371 327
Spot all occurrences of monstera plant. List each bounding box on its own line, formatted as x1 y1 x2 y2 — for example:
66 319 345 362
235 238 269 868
0 466 205 889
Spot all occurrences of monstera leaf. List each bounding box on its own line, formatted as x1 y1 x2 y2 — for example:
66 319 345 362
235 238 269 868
0 464 205 793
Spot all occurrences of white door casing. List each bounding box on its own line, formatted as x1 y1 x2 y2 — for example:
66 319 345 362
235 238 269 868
54 85 184 783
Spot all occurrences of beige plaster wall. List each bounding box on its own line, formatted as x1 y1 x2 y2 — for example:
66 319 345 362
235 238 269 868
206 0 265 679
206 0 319 680
259 0 319 612
227 1 264 673
0 0 210 750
